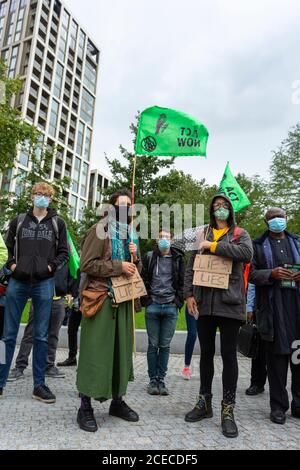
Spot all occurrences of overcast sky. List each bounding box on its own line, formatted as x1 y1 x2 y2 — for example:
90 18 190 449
65 0 300 184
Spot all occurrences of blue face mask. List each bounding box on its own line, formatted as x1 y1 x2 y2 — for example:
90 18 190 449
34 196 50 209
158 238 171 251
268 217 287 233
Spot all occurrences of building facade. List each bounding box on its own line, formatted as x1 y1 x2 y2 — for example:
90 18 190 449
88 169 111 210
0 0 100 220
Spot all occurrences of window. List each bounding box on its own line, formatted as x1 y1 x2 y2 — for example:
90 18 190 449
70 195 78 219
80 163 88 197
4 0 17 46
72 157 81 193
53 62 63 98
19 147 29 167
8 45 19 77
80 88 95 125
58 10 70 62
78 30 85 60
49 99 59 137
84 59 97 94
69 20 77 50
1 168 12 192
1 48 9 63
78 199 85 220
0 1 8 43
14 0 27 42
15 169 27 196
84 127 92 161
76 122 84 155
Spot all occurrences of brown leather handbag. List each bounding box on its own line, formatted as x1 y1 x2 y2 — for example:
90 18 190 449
80 290 108 318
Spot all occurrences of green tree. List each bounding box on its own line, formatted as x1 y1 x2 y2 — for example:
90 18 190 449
0 59 37 173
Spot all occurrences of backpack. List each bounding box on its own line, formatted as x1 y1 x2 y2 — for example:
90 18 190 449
13 213 59 263
232 226 251 293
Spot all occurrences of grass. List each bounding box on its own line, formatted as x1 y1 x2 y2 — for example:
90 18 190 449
20 302 188 331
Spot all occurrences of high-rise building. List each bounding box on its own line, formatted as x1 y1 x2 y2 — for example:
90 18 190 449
0 0 100 220
88 169 111 210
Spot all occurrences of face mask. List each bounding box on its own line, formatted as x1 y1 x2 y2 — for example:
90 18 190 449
158 238 171 251
268 217 287 233
214 207 230 221
113 205 131 224
34 196 50 209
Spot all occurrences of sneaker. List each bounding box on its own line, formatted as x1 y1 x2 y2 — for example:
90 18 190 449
32 384 56 404
109 400 139 422
77 408 98 432
221 402 238 438
7 368 24 382
182 367 191 380
147 379 160 395
45 366 65 379
185 394 213 422
158 380 169 396
57 357 77 367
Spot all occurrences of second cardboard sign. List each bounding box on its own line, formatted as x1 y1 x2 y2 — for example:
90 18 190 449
193 254 233 290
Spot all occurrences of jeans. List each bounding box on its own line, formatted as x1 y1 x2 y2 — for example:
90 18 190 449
15 298 65 370
145 302 178 380
0 277 54 388
184 306 198 367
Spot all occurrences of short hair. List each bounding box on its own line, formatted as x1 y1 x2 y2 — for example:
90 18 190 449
265 207 286 220
159 227 174 238
31 182 55 198
108 188 132 206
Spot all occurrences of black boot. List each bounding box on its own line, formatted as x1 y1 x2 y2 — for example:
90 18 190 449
245 385 265 396
77 408 98 432
57 357 77 367
221 402 238 438
185 394 213 422
109 399 139 422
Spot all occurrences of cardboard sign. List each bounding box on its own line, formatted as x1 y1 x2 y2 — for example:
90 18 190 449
111 268 147 304
193 254 233 290
193 254 232 274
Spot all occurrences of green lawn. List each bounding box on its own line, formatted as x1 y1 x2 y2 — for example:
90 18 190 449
21 302 188 331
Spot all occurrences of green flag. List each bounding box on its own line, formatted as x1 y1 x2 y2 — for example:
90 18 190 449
219 163 251 213
135 106 209 157
67 230 80 279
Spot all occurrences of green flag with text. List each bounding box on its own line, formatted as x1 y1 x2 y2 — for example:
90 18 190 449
219 163 251 213
135 106 209 157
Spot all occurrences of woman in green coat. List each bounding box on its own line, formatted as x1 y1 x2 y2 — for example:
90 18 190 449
76 188 140 433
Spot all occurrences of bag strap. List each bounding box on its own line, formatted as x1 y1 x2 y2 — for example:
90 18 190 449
51 215 59 252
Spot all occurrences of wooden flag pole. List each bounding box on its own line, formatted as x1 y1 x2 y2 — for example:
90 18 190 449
131 154 137 356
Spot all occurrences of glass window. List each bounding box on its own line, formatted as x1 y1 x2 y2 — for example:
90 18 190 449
15 169 27 196
84 127 92 161
76 122 84 155
19 147 29 167
0 2 8 43
70 20 77 50
78 199 85 220
8 45 19 77
72 157 81 193
80 88 95 126
5 0 17 46
70 195 78 219
80 162 88 197
53 62 63 98
1 168 12 192
49 99 59 137
14 1 26 42
83 59 97 94
78 30 85 60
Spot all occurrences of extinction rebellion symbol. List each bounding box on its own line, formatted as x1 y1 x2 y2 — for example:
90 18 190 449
141 136 157 153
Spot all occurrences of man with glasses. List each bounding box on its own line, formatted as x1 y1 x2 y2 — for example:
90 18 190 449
0 182 68 404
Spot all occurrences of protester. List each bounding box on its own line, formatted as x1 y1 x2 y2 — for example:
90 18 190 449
245 283 267 396
141 229 185 395
8 262 69 381
57 270 81 367
76 189 141 433
184 194 253 438
0 182 68 403
182 305 198 380
249 207 300 424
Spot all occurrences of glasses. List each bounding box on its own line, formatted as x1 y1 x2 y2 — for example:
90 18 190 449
213 203 230 210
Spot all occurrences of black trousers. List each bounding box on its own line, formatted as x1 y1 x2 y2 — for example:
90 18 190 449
266 345 300 413
0 305 4 340
197 315 242 403
68 307 82 359
250 334 267 388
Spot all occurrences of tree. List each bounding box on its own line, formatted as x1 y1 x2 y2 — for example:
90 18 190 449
270 123 300 233
0 59 37 173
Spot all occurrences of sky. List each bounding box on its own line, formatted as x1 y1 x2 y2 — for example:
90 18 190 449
65 0 300 184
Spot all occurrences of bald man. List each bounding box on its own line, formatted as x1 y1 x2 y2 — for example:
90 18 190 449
250 207 300 425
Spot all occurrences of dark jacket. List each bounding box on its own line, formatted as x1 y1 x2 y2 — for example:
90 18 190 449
249 230 300 342
184 195 253 322
5 208 68 282
141 245 185 309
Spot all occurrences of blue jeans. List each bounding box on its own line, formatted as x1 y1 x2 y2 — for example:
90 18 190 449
0 277 54 388
145 302 178 380
184 305 198 367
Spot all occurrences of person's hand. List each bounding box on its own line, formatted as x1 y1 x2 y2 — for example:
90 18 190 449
199 240 212 252
65 294 73 306
271 267 293 280
293 271 300 282
48 265 52 273
247 312 253 323
10 264 17 272
129 242 138 261
122 262 136 277
186 297 199 317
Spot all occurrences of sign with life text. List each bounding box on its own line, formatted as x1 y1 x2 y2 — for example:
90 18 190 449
193 254 233 290
111 268 147 304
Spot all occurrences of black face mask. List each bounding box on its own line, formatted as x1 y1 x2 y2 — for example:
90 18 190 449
113 205 132 224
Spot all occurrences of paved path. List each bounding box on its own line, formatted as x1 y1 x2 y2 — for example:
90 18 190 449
0 350 299 450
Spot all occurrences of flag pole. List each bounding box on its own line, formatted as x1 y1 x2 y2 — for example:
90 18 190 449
131 154 137 356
